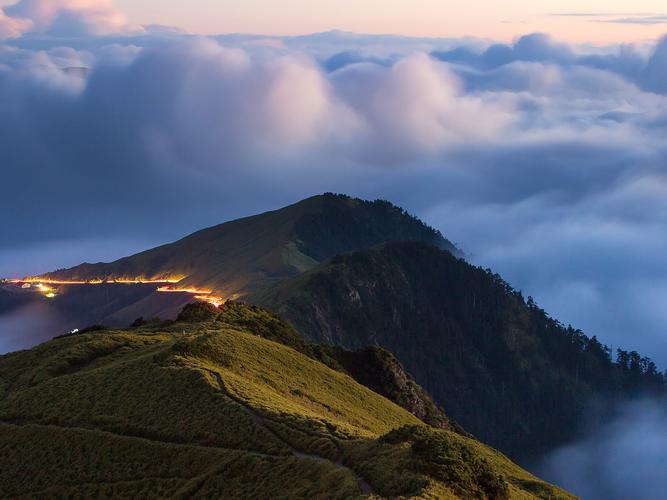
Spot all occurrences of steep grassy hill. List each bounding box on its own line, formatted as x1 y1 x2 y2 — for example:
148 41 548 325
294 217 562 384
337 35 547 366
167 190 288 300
253 241 666 464
37 194 458 298
0 302 572 499
200 301 459 432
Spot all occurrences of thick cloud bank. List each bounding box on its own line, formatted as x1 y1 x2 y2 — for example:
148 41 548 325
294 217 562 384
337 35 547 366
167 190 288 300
540 398 667 500
1 1 667 377
0 38 511 247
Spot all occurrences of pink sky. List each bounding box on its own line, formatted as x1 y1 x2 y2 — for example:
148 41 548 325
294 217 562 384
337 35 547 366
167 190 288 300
110 0 667 44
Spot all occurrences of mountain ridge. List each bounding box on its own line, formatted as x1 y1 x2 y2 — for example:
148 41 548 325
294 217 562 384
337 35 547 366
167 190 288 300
36 193 459 299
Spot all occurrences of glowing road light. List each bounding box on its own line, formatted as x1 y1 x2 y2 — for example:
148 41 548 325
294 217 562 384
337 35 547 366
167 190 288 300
194 294 224 307
157 286 213 294
7 276 227 307
158 286 226 307
21 277 186 285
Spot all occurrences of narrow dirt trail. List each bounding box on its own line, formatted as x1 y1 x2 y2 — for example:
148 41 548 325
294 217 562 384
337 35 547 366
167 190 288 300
208 370 376 496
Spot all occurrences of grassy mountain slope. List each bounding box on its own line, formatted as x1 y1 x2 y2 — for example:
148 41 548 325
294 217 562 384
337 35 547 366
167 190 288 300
0 303 572 499
253 241 666 464
38 194 458 298
201 301 459 431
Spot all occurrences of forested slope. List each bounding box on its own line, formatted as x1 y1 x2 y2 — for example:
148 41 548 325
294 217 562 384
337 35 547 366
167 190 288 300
254 241 665 463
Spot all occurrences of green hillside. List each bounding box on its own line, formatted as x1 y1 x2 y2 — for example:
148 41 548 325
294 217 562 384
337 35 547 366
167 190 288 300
253 241 666 464
38 194 458 298
0 303 572 499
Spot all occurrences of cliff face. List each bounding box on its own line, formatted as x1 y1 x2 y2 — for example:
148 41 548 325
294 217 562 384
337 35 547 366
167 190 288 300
316 345 460 432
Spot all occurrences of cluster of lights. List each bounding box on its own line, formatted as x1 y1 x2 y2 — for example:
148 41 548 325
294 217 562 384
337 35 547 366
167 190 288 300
34 283 57 298
194 294 225 307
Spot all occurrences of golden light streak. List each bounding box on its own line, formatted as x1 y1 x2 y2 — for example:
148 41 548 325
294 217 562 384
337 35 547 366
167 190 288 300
6 277 227 308
156 286 213 294
22 277 184 285
23 279 87 285
158 286 227 307
111 278 184 284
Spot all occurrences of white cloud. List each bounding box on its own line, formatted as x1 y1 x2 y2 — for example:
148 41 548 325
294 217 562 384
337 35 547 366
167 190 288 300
0 8 31 38
0 0 131 39
331 54 513 164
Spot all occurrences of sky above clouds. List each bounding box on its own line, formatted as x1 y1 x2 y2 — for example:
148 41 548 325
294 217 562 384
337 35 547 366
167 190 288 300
1 0 666 43
34 0 667 43
1 0 667 379
4 0 667 42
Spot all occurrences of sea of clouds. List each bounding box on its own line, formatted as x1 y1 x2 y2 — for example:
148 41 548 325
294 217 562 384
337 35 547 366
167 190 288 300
2 1 667 495
1 0 667 371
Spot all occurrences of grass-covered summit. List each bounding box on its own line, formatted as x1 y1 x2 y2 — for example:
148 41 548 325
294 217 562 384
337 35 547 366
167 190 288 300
37 193 458 298
0 302 571 499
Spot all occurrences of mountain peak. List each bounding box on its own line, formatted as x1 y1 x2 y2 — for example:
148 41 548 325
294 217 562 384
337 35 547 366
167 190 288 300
38 194 459 299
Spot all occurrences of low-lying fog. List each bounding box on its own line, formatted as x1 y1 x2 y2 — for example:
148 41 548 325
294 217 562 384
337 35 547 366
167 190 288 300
540 397 667 499
0 303 64 354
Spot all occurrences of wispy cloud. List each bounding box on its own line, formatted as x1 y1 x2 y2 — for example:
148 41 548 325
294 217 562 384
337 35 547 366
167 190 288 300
552 13 620 17
0 0 139 39
601 16 667 25
551 12 667 25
